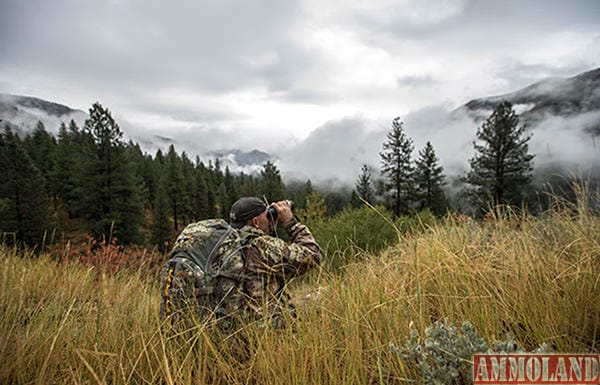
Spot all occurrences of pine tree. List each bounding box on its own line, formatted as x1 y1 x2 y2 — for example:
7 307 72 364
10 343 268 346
214 182 227 219
260 161 285 203
179 152 196 224
380 117 414 216
297 190 326 226
79 103 144 244
212 158 223 187
126 142 151 209
164 145 186 231
151 149 166 209
285 179 313 210
414 142 447 215
354 164 374 205
139 153 158 209
151 184 172 253
206 183 218 218
302 180 314 210
205 159 223 217
23 121 56 184
51 123 73 203
155 148 165 166
193 172 210 220
238 172 258 197
223 166 238 213
463 101 534 213
0 127 49 245
52 120 92 218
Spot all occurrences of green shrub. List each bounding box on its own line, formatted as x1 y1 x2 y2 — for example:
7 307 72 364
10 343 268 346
308 205 394 271
310 205 439 272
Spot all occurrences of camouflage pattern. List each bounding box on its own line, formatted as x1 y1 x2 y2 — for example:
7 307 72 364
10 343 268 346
160 217 322 329
239 217 322 325
159 256 205 328
160 219 247 329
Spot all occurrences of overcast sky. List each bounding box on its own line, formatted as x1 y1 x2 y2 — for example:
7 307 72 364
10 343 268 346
1 0 599 182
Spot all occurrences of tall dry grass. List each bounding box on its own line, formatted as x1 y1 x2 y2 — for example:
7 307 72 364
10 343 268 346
1 190 598 384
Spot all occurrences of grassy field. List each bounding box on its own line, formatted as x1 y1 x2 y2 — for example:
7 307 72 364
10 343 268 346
1 194 599 384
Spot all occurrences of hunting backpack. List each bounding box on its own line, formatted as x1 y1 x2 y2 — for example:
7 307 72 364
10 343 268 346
159 219 247 328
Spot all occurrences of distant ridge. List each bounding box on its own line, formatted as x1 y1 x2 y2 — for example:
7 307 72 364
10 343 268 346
0 93 82 117
209 149 273 167
0 93 87 136
458 67 600 135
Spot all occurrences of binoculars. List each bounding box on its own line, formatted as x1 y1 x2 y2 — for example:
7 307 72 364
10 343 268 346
267 201 295 220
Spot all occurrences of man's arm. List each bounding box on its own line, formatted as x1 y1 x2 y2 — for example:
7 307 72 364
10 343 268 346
245 201 322 277
282 216 322 267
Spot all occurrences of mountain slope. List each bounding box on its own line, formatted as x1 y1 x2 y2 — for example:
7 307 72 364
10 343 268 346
0 94 80 116
460 67 600 135
0 93 87 135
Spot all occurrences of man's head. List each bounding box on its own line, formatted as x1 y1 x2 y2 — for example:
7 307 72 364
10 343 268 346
230 197 274 234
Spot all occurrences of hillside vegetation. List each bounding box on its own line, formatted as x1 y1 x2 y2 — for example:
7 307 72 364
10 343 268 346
1 189 599 384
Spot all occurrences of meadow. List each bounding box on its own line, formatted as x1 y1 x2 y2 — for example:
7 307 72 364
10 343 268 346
1 189 598 384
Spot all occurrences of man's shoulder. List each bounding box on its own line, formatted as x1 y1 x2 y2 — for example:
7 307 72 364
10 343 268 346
179 219 229 236
239 226 285 249
239 225 264 238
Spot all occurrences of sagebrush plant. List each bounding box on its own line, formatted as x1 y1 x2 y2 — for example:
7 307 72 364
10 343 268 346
390 319 552 385
0 185 598 384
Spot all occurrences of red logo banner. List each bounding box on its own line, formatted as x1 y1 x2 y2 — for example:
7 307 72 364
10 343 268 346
473 354 600 385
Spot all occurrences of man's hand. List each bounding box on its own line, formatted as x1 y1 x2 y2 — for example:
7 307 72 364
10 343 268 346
271 200 294 223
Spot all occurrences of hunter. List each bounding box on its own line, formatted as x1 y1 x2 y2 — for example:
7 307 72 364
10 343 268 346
229 197 322 327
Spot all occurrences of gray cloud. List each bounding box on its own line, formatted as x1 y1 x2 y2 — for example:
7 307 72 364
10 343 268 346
278 116 386 183
122 95 246 125
0 0 309 94
278 106 478 185
368 0 600 42
276 88 341 106
353 0 471 37
397 74 438 88
123 119 243 158
279 102 600 186
529 111 600 167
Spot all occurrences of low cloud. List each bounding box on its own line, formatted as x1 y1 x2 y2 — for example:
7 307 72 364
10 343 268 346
278 116 386 183
277 103 600 187
397 74 438 88
529 111 600 167
277 106 478 185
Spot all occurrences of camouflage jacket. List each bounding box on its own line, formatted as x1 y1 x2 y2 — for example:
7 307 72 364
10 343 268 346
239 217 322 323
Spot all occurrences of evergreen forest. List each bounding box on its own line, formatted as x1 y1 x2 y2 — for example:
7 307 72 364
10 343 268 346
0 101 597 249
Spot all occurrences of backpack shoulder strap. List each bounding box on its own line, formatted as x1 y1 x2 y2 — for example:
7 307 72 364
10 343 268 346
204 225 235 278
211 226 251 283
